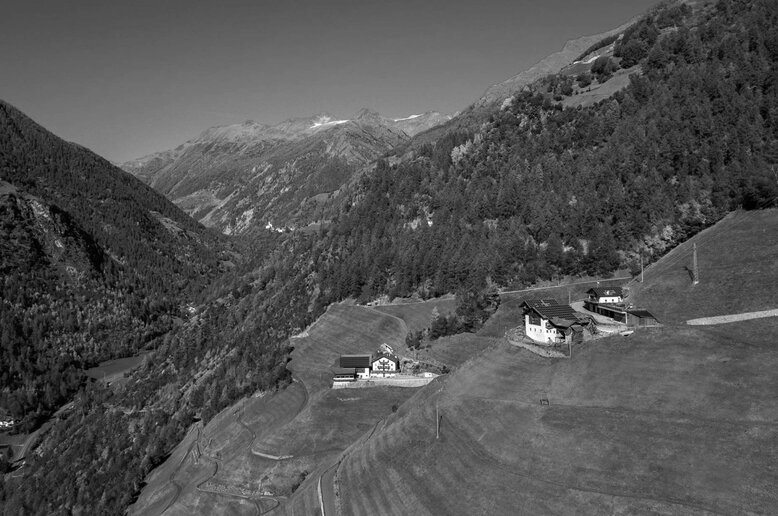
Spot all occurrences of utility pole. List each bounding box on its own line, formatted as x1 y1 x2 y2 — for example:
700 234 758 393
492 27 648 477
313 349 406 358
692 243 699 285
436 403 440 439
640 253 644 283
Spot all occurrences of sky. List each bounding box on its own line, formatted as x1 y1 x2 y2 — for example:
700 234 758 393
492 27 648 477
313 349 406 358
1 0 658 163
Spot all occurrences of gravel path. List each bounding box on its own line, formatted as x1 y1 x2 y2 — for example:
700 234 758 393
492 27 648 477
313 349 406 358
686 309 778 326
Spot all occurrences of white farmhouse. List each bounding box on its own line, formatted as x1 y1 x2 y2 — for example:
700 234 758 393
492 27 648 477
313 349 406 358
585 287 624 304
520 299 590 345
371 352 400 377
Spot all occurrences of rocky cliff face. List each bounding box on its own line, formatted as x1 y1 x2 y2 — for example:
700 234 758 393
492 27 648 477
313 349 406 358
122 110 450 234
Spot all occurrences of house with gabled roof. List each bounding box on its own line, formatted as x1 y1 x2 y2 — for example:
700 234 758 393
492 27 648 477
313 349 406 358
339 354 372 379
371 351 400 377
520 299 591 345
586 287 624 304
582 286 659 327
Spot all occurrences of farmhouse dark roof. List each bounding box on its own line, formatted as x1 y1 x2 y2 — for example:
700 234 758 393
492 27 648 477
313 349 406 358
372 352 399 365
587 287 624 298
521 299 580 321
339 354 372 368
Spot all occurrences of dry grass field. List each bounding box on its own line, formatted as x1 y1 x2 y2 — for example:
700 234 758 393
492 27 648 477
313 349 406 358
630 209 778 323
371 296 457 334
283 210 778 515
130 303 417 515
323 320 778 515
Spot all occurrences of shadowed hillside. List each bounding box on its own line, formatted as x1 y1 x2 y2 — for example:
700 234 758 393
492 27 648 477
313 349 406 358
0 100 226 430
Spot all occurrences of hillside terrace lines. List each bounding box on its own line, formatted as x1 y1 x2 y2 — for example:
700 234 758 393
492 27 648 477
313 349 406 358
439 412 721 515
422 334 501 369
340 401 513 515
132 383 310 515
450 396 778 502
245 382 308 457
317 414 391 516
289 304 407 388
370 296 457 334
129 423 203 516
449 332 778 423
348 374 713 514
253 387 413 459
326 313 778 513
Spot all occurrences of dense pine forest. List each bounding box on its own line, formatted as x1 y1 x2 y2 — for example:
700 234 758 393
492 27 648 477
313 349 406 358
316 0 777 309
0 100 233 432
2 0 778 513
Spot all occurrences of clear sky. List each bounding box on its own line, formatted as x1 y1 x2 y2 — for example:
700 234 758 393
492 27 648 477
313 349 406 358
1 0 658 163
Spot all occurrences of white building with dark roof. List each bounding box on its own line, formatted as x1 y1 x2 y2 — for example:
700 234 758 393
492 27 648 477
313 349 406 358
521 299 591 345
371 352 400 377
585 287 624 304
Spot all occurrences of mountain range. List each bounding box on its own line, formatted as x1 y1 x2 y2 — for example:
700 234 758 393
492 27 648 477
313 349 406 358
122 109 451 233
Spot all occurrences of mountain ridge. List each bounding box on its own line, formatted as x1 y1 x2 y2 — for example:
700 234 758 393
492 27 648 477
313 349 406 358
121 109 451 233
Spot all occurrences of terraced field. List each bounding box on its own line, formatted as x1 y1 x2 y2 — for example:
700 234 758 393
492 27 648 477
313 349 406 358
324 318 778 515
371 296 457 334
630 209 778 323
290 303 407 392
130 303 417 515
418 334 501 370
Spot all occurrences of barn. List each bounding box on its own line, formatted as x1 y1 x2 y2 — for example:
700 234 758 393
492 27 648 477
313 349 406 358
339 354 372 379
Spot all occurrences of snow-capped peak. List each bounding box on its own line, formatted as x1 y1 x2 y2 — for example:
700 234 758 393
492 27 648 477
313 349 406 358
393 114 422 122
310 116 350 129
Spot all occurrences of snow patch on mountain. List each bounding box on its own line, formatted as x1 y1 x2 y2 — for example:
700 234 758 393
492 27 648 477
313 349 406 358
393 114 422 122
310 117 350 129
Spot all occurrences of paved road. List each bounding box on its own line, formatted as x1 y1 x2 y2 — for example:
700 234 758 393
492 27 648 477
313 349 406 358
686 308 778 326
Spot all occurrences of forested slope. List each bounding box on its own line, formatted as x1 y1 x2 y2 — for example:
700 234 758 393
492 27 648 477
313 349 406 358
313 0 778 309
0 101 231 431
3 0 778 514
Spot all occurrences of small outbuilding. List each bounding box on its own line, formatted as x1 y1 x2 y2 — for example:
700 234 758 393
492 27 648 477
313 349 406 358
585 287 624 304
332 367 358 383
